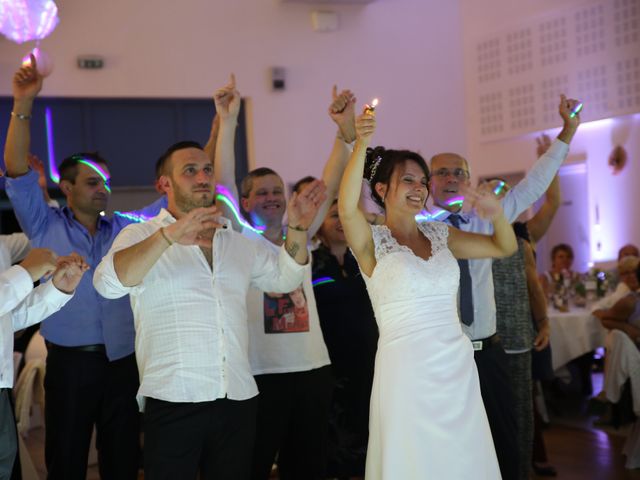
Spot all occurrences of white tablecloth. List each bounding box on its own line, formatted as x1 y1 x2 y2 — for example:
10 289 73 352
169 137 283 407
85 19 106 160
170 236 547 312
549 307 607 371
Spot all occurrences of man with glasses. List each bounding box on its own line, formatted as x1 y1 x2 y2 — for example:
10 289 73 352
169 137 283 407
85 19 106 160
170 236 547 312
427 95 581 479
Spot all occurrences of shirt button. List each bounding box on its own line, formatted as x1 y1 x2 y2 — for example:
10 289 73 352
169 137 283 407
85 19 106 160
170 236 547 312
223 356 226 362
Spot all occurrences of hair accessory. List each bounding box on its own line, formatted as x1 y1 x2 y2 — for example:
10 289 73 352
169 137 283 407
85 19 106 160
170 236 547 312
368 155 382 182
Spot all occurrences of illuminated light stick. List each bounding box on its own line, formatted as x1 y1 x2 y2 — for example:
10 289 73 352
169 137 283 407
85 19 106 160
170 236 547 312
215 184 266 235
364 98 379 115
44 107 60 183
445 196 464 208
113 211 153 223
312 277 336 287
569 102 583 119
77 159 111 193
415 208 449 222
493 180 506 196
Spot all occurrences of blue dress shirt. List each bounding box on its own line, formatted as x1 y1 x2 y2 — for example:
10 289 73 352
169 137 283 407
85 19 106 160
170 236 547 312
5 170 164 360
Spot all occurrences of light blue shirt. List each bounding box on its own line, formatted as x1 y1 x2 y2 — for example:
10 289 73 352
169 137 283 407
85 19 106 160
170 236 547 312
5 170 164 360
432 139 570 341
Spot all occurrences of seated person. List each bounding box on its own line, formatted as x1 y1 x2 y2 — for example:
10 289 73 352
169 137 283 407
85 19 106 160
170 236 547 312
606 244 640 290
620 244 640 260
593 256 640 313
592 263 640 440
540 243 580 297
594 263 640 342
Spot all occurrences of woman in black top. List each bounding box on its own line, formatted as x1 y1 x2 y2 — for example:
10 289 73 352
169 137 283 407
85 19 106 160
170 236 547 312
311 199 378 479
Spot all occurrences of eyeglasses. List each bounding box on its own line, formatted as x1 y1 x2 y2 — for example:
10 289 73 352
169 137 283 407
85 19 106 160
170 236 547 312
433 168 470 180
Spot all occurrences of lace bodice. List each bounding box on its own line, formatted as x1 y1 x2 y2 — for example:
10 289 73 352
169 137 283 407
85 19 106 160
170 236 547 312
361 221 461 333
371 221 450 261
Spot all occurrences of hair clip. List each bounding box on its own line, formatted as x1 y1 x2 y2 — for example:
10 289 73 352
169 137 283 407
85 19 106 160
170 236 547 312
368 155 382 182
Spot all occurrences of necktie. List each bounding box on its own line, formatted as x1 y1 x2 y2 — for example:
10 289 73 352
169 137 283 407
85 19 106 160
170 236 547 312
447 214 474 326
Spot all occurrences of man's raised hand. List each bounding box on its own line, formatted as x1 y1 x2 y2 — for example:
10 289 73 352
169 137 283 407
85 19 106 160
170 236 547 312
329 85 357 142
213 74 241 122
558 94 581 130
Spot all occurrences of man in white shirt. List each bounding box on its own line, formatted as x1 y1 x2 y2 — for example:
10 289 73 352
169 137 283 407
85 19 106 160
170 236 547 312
1 247 88 478
211 78 355 480
93 141 325 480
428 95 581 479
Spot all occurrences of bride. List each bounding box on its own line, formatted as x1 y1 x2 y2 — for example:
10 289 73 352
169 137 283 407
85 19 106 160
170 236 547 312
338 107 517 479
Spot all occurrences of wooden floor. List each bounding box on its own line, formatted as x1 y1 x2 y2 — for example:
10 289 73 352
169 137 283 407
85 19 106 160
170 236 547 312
19 423 640 479
17 373 640 479
535 424 640 480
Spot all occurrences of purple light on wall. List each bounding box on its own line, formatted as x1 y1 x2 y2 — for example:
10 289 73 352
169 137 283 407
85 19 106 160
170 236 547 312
44 106 60 183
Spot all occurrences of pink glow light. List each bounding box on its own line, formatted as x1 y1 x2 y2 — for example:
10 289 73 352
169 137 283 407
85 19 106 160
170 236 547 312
0 0 59 44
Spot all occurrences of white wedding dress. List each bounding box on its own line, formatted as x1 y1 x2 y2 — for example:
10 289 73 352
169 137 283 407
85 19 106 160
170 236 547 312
362 221 501 479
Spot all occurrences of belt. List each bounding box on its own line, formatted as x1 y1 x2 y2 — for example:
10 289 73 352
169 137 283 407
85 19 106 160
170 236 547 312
471 334 501 352
45 341 106 354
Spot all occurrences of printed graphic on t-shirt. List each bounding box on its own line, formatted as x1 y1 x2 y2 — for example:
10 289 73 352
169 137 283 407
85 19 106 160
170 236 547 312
264 284 309 333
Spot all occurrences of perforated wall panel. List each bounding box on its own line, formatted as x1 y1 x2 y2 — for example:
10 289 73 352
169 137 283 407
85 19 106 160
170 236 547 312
474 0 640 141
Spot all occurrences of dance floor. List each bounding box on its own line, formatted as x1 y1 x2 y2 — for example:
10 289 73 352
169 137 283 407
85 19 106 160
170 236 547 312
18 373 640 479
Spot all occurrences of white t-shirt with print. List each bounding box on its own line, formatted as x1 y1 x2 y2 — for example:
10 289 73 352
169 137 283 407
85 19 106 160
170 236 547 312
243 227 331 375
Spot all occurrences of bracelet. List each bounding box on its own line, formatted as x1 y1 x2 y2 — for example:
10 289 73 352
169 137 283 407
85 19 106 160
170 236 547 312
11 111 32 120
287 224 308 232
159 227 174 246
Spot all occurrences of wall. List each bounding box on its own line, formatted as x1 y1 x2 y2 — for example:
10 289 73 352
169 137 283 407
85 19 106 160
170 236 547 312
459 0 640 266
0 0 467 188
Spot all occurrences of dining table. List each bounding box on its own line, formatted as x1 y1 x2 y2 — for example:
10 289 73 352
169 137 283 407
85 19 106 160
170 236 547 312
548 306 607 372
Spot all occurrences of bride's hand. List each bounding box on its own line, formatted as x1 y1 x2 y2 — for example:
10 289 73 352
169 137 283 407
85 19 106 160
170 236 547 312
355 107 376 146
460 183 504 221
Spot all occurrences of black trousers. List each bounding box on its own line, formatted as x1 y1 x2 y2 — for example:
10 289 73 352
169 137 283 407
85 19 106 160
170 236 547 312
474 341 519 480
251 366 333 480
143 396 258 480
0 389 17 480
44 346 140 480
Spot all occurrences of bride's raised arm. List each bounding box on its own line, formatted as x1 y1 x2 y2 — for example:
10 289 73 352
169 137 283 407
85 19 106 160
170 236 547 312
338 109 377 277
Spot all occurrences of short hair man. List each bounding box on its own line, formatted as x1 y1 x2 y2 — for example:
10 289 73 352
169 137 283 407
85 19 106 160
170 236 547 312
214 82 356 479
94 138 324 479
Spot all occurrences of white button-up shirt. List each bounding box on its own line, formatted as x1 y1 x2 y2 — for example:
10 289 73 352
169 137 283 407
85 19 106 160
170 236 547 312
1 263 72 388
93 209 307 410
435 139 570 341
